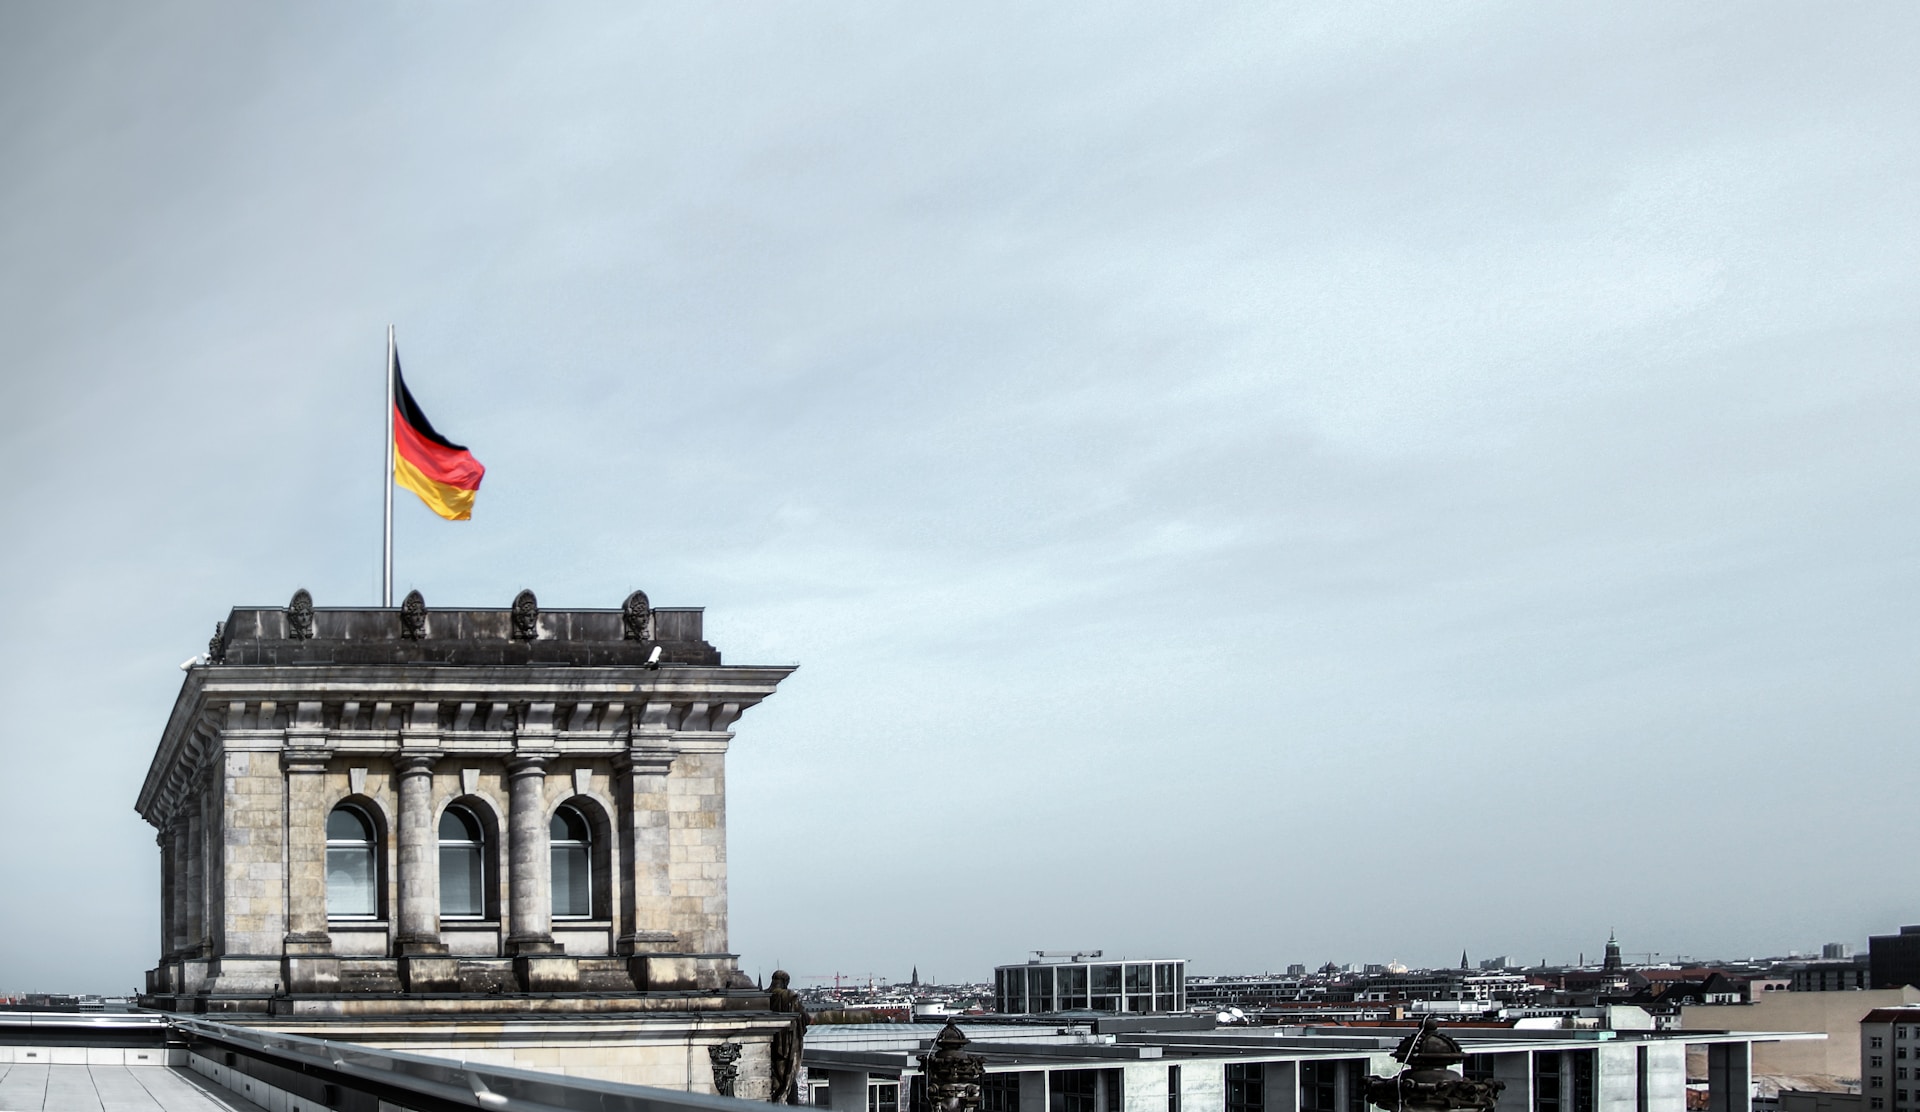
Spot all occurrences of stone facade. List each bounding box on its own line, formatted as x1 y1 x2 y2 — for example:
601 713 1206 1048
135 590 794 1018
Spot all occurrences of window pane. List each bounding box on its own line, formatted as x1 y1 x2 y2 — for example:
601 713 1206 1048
440 844 483 917
328 808 371 842
552 844 591 917
327 846 375 917
440 809 479 842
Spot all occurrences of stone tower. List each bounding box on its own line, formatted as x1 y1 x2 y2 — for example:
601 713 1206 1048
136 588 794 1017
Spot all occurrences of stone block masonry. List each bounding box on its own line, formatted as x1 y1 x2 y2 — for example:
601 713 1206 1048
135 589 793 1016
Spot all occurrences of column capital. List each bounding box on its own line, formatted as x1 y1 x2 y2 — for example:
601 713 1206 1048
281 748 331 774
614 747 676 777
393 751 441 776
507 752 556 779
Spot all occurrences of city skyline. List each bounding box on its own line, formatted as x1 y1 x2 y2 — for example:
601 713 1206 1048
2 3 1917 994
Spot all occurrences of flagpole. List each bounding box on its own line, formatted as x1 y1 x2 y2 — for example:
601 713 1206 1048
383 325 395 608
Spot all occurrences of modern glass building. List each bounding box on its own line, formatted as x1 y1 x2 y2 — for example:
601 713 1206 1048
993 957 1186 1014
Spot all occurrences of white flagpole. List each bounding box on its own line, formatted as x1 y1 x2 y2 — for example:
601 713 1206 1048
383 325 395 608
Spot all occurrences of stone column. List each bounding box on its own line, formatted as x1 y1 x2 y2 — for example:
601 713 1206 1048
616 748 687 990
394 751 457 992
506 752 554 950
507 750 576 990
154 832 174 994
184 802 205 957
169 821 191 957
280 747 338 993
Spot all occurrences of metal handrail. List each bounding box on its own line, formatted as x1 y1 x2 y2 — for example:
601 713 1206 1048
172 1016 759 1112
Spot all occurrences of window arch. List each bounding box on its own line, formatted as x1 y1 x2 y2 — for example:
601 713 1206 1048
326 805 377 919
550 805 592 919
439 804 487 919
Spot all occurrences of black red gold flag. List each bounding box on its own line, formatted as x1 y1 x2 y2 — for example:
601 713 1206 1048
392 355 485 520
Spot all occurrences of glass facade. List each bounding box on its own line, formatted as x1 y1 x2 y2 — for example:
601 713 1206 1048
995 959 1184 1014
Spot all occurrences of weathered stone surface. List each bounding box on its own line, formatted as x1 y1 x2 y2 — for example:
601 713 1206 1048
135 594 793 1014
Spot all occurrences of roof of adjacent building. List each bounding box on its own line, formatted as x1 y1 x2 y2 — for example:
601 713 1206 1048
1861 1008 1920 1023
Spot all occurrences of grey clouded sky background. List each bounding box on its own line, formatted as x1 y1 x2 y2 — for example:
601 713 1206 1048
1 3 1916 994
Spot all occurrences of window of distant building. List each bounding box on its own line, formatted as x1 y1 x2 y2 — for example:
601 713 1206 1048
1876 1039 1887 1049
550 805 592 919
1901 1049 1910 1061
438 805 487 919
1226 1064 1264 1112
1536 1054 1562 1112
983 1074 1020 1112
325 805 378 919
1051 1070 1113 1112
1872 1077 1885 1089
1301 1061 1338 1112
1871 1099 1884 1109
1875 1058 1887 1069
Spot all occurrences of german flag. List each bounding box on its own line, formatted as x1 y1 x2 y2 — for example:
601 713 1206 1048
392 354 485 520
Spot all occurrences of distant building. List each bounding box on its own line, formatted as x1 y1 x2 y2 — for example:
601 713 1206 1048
1870 929 1920 990
803 1015 1813 1112
1794 963 1870 993
1185 976 1318 1008
1826 945 1856 961
1858 1006 1920 1111
994 956 1186 1015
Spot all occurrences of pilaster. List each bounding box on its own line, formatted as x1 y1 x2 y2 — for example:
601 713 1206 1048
280 740 338 993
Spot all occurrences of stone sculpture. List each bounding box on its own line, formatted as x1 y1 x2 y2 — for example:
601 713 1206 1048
708 1041 743 1098
767 970 808 1104
1363 1017 1503 1112
919 1022 985 1112
287 589 315 640
511 589 538 640
622 589 653 641
399 590 427 640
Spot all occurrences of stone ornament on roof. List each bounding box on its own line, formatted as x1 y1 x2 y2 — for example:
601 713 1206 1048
287 589 315 640
511 589 538 640
622 590 653 641
399 590 428 640
1364 1017 1503 1112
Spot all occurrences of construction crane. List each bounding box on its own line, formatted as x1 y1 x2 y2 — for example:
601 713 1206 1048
795 972 884 992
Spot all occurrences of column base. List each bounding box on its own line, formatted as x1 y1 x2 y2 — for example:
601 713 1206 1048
399 953 462 993
515 952 580 993
617 930 681 956
628 953 700 991
281 939 341 994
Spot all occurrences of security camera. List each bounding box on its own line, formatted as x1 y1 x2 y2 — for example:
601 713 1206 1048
179 657 200 672
645 645 662 669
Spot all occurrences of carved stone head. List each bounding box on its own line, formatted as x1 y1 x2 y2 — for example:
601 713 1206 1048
399 590 427 640
511 589 539 641
287 589 315 640
207 621 226 664
622 589 652 641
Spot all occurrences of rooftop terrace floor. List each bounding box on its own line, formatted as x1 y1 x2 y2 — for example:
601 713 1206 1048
0 1064 254 1112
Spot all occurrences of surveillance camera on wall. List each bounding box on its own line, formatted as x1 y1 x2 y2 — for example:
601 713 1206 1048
179 657 200 671
645 645 662 669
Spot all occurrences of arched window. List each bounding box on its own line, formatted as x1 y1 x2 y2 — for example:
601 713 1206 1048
326 805 377 919
550 805 591 919
439 804 486 919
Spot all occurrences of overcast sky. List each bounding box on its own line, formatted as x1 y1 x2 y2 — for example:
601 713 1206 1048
1 3 1916 995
